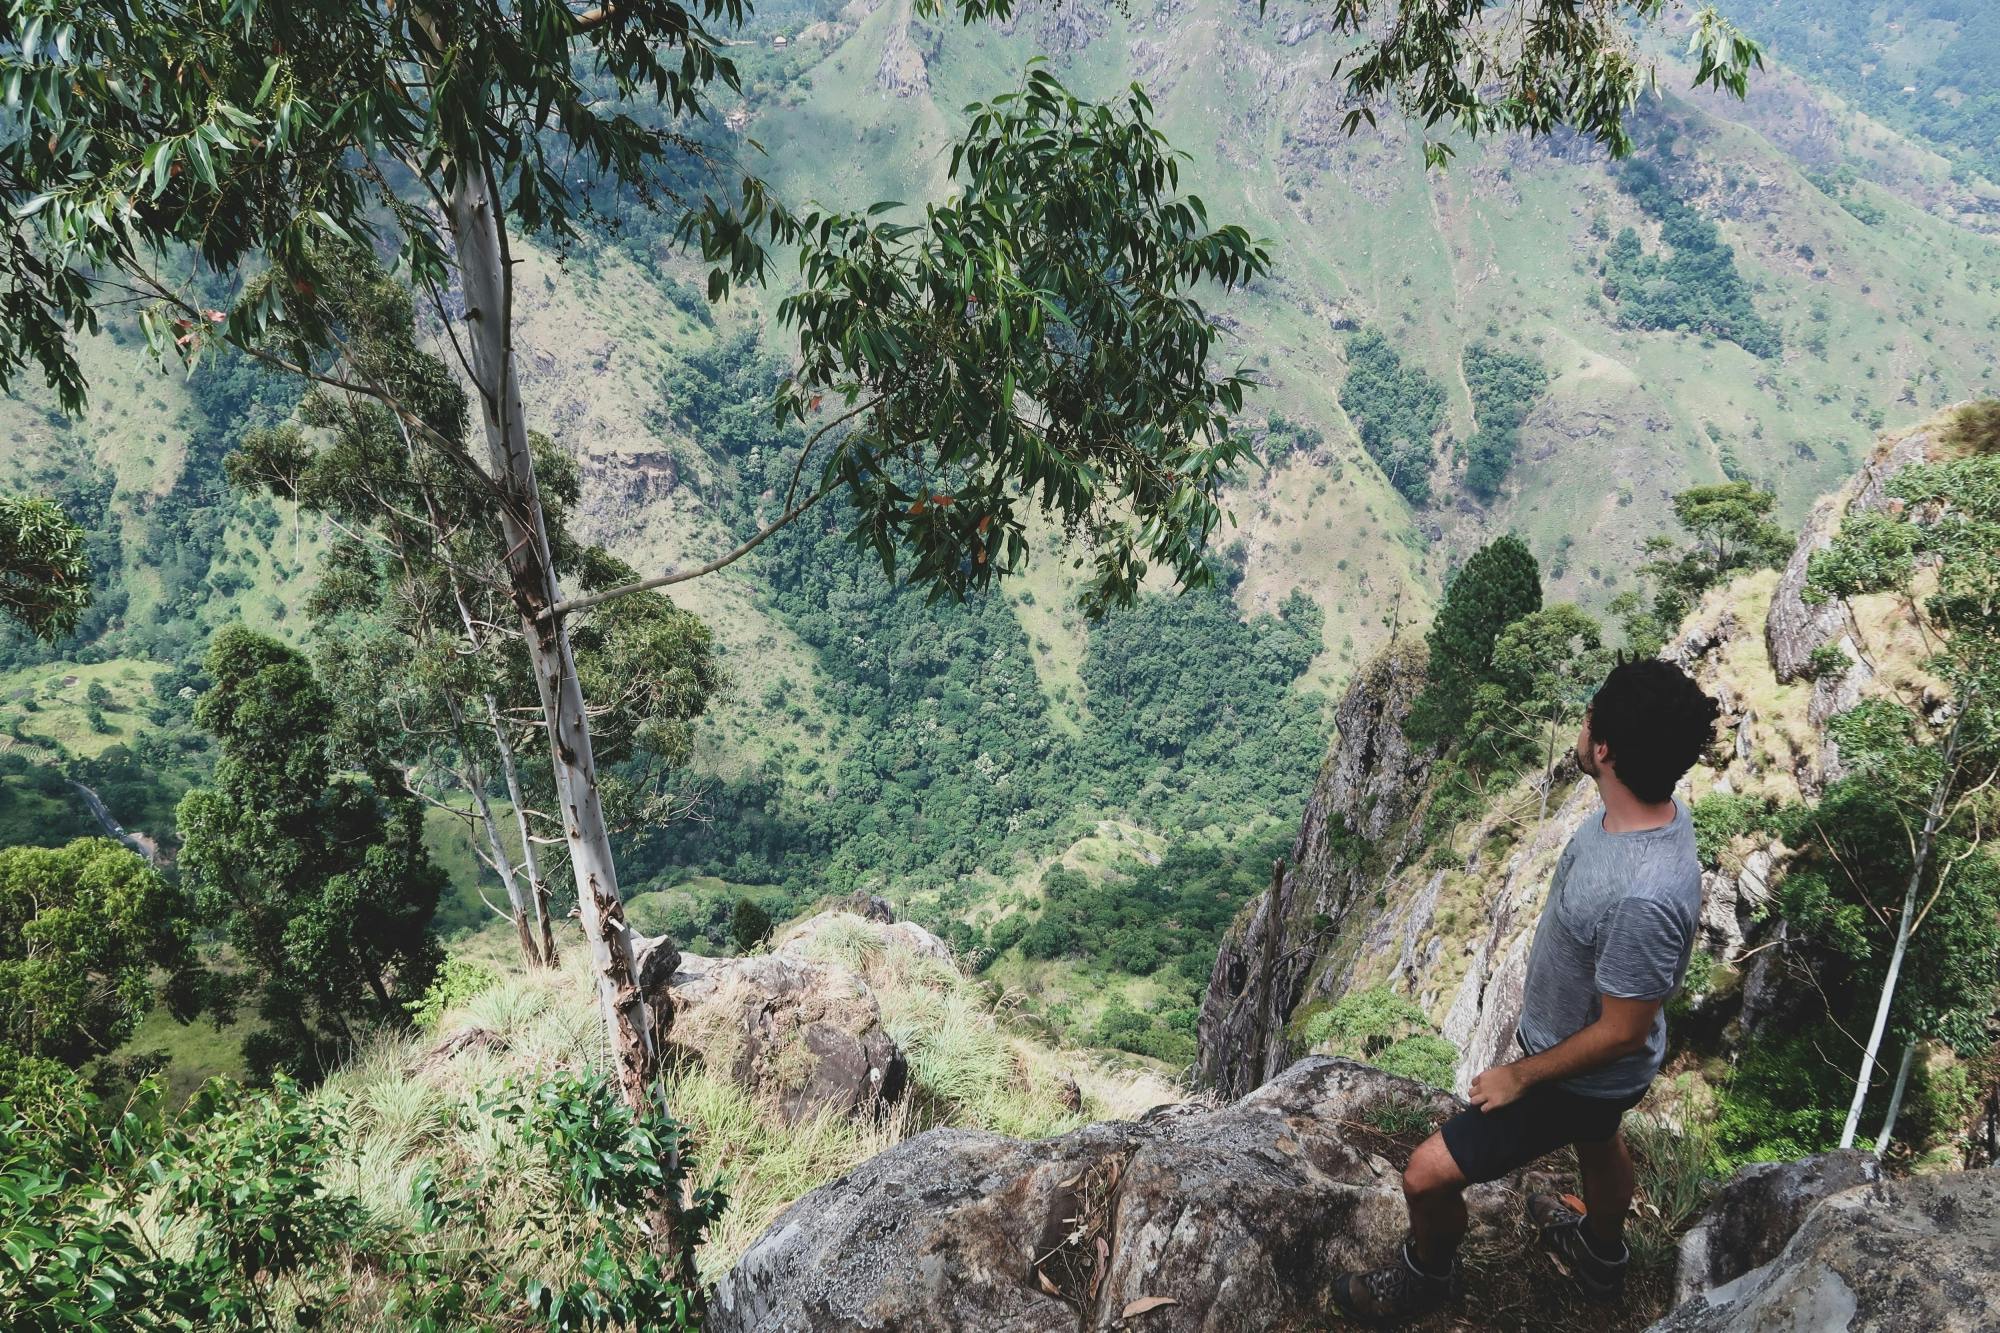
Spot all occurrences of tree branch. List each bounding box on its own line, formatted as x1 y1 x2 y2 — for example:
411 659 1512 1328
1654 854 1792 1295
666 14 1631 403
543 476 841 620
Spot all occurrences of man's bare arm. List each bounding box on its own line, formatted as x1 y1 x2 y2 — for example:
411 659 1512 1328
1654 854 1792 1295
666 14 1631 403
1468 994 1659 1112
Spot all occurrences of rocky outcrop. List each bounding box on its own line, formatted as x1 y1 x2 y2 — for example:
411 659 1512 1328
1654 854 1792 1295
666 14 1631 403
874 4 931 98
1324 639 1434 842
1196 640 1433 1098
1649 1170 2000 1332
1765 421 1941 788
1672 1150 1880 1305
668 950 908 1122
775 907 954 965
712 1058 1518 1333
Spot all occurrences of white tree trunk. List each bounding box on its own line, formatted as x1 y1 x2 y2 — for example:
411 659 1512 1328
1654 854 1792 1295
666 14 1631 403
449 162 667 1113
1876 1040 1918 1151
486 690 559 966
1839 710 1963 1149
447 690 541 965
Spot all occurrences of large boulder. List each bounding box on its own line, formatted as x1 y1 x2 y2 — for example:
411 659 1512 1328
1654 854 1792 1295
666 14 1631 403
1672 1150 1880 1304
667 951 907 1123
711 1058 1518 1333
1649 1170 2000 1333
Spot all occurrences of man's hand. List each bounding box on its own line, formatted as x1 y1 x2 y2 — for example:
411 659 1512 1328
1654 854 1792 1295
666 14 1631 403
1468 1062 1530 1113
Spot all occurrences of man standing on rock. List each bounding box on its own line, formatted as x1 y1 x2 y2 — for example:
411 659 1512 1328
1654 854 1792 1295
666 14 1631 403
1334 658 1719 1323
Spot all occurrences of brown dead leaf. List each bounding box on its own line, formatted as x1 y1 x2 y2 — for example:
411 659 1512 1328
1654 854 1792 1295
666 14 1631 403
1037 1268 1061 1297
1122 1296 1179 1317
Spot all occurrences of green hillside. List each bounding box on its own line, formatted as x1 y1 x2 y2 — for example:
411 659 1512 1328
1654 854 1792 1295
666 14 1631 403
4 0 1999 1074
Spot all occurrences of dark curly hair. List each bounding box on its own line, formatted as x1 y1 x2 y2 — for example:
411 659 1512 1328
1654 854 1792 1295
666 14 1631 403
1587 659 1721 803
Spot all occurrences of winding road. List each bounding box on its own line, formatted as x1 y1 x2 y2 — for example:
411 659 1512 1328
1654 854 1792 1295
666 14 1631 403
67 778 164 865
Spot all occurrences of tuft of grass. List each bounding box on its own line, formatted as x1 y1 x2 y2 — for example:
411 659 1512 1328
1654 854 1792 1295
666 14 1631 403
1361 1095 1438 1139
1623 1080 1724 1272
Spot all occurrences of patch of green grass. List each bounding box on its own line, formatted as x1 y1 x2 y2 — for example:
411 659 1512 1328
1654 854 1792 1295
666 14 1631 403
0 658 166 759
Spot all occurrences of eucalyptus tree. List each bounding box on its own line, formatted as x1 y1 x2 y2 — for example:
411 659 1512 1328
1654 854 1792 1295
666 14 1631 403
0 0 1763 1122
228 254 720 971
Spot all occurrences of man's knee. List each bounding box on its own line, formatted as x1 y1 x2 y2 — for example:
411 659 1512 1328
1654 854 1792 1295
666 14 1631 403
1402 1133 1467 1201
1574 1131 1630 1173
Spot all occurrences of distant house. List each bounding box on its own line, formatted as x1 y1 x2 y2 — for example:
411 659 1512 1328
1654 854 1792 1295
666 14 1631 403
725 107 750 132
772 33 789 47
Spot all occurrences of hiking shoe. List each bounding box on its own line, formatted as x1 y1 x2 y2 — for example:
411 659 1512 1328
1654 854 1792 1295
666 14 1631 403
1527 1193 1628 1303
1330 1237 1459 1325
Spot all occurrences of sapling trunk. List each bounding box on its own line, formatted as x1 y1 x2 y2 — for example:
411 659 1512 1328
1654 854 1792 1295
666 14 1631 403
453 692 542 966
1876 1040 1917 1152
1839 708 1964 1150
486 691 559 966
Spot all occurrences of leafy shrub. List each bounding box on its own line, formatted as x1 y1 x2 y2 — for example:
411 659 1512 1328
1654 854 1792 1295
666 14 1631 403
1375 1035 1458 1089
406 955 504 1032
1689 791 1772 866
1713 1030 1853 1166
1903 1058 1978 1154
1801 643 1850 680
0 1072 719 1331
730 897 773 954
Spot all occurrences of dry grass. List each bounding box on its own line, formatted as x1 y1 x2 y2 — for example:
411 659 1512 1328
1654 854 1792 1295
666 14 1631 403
309 925 1183 1285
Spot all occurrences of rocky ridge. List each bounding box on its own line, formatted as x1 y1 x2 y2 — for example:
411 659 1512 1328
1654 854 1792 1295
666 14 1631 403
1196 413 1962 1100
1652 1168 2000 1332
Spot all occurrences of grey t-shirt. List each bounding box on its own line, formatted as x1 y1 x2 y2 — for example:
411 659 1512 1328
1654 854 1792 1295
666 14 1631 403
1516 797 1701 1098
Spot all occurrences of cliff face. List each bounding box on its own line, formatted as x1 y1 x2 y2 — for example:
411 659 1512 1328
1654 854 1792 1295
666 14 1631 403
1194 639 1433 1098
1197 413 1960 1098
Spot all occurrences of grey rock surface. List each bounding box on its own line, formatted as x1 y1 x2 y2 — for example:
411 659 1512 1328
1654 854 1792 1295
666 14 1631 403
712 1058 1514 1333
1650 1169 2000 1333
668 950 906 1123
1196 641 1433 1098
1672 1150 1881 1304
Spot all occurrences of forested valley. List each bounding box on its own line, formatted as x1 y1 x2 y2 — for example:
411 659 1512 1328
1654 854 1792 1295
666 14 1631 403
3 0 2000 1329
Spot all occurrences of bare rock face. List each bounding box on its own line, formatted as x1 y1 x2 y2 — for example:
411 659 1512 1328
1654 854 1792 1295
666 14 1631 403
1196 643 1433 1098
667 951 907 1123
875 11 930 98
711 1058 1517 1333
1764 424 1937 788
1649 1170 2000 1333
1671 1150 1880 1305
1325 638 1434 843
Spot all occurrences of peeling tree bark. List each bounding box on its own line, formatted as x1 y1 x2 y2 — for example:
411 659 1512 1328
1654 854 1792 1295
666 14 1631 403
448 160 667 1115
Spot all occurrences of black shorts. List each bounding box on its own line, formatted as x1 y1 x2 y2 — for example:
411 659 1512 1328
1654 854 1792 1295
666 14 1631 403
1440 1081 1645 1185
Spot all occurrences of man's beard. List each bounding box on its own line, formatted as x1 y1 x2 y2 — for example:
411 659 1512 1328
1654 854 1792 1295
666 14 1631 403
1576 738 1598 777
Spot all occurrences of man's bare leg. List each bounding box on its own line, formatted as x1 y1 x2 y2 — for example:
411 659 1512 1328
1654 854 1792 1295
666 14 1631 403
1403 1132 1471 1271
1573 1132 1635 1258
1331 1130 1468 1320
